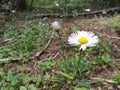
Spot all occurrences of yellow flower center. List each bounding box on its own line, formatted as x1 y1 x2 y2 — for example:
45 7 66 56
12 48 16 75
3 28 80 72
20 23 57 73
78 37 88 44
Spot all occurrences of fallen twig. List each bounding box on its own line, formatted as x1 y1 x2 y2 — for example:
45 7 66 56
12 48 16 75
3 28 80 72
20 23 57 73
0 58 21 62
105 35 120 40
113 44 120 53
0 46 3 50
33 52 59 76
33 7 120 18
33 61 39 76
3 38 12 43
0 58 11 61
109 39 120 53
99 32 120 40
33 30 55 59
115 59 120 61
92 77 117 84
41 52 59 62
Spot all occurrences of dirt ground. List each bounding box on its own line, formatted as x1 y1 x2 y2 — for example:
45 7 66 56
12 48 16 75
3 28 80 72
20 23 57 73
41 16 120 90
1 15 120 90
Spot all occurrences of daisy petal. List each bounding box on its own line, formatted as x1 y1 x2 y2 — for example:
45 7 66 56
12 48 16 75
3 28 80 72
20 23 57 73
68 30 99 51
80 45 87 51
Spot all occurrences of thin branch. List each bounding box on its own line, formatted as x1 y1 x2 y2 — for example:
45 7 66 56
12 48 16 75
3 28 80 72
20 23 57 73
0 58 11 61
33 61 39 76
92 77 117 84
0 46 3 50
113 44 120 53
105 35 120 40
33 52 59 76
33 30 55 59
33 7 120 18
115 59 120 61
0 58 21 62
41 52 59 62
99 32 120 40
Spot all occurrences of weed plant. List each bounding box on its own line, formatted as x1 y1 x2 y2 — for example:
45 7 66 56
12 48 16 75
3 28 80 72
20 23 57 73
0 22 50 63
0 14 120 89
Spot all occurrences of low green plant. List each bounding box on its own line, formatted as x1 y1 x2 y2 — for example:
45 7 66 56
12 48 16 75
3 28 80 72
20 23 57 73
0 66 53 90
38 60 55 73
58 54 90 89
113 73 120 84
0 22 50 63
20 84 37 90
93 53 111 66
108 16 120 29
0 69 23 90
74 87 89 90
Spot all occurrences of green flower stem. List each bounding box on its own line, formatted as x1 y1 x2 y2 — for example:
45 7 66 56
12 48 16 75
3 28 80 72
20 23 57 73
56 29 61 39
78 50 86 78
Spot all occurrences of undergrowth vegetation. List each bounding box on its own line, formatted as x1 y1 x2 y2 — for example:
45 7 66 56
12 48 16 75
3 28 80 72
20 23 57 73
0 21 51 63
0 13 120 90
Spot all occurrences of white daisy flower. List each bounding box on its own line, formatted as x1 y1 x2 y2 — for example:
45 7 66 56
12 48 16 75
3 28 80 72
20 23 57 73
52 21 61 30
68 31 99 51
55 3 59 7
54 2 59 7
84 9 91 12
11 10 15 13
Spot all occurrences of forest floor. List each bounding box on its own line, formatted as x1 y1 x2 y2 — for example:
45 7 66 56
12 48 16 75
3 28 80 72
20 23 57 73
0 12 120 90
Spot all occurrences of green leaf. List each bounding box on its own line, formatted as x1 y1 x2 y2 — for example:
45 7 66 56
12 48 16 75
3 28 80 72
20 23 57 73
78 81 90 88
113 73 120 84
103 54 111 63
20 86 27 90
74 87 89 90
28 84 37 90
22 75 32 84
0 69 4 76
58 71 73 79
38 60 55 71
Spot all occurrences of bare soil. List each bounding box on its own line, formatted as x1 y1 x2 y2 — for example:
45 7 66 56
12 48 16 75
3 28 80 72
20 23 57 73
2 16 120 90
